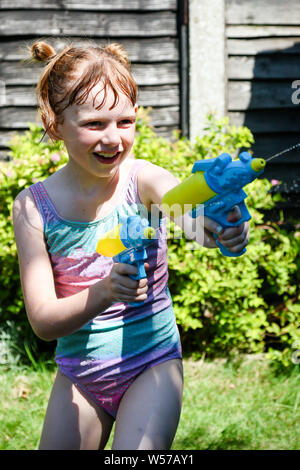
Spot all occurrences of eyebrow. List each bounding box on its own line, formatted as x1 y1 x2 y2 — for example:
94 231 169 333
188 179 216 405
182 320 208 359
78 114 136 122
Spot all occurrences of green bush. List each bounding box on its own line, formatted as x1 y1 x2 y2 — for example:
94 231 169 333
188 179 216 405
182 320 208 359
0 124 68 365
0 112 299 369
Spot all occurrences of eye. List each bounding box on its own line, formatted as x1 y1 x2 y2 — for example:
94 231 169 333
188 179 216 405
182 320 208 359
119 119 135 126
83 121 104 128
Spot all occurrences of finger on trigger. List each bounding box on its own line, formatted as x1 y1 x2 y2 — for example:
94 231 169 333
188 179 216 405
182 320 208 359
227 205 241 223
117 262 138 277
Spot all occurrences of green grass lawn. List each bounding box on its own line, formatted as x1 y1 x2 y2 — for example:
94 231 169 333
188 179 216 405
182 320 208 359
0 355 299 450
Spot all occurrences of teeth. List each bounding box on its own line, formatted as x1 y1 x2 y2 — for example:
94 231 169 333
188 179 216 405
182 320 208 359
94 152 118 158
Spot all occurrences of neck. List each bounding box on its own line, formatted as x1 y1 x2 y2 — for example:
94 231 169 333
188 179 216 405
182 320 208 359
62 159 120 197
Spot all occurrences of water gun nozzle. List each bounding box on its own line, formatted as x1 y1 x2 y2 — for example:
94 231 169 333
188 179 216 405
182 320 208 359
251 158 266 172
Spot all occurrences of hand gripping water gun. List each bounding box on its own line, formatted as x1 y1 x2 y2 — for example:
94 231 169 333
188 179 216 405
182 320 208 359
161 152 266 257
96 215 157 305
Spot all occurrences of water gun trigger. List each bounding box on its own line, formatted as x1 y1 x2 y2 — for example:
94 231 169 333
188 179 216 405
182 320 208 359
129 259 147 281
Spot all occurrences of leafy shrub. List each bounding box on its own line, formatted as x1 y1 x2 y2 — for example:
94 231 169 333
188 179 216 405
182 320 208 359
0 112 299 368
0 124 67 364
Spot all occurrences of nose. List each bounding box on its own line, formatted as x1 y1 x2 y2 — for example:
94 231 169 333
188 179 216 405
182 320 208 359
101 123 121 148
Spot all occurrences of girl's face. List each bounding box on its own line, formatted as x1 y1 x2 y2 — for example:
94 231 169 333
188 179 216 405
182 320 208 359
56 82 138 180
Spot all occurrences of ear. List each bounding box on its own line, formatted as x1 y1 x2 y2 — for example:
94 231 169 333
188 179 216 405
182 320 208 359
134 104 138 114
49 122 62 142
42 116 61 142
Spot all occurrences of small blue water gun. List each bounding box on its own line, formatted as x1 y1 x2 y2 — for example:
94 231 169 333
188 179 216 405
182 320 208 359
162 152 266 257
96 215 157 305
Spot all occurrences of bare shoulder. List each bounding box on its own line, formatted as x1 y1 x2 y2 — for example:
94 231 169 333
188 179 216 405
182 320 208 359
13 186 43 236
137 161 179 208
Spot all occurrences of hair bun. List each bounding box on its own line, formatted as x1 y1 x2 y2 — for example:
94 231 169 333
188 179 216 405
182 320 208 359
31 41 56 62
104 43 130 68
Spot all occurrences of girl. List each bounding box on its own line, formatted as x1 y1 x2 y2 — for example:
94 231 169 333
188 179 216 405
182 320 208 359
13 40 249 450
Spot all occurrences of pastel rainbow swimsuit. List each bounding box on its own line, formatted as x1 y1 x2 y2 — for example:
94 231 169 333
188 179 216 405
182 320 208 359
29 159 182 418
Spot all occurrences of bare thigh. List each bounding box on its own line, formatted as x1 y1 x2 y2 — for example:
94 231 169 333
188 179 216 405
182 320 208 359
112 359 183 450
39 370 114 450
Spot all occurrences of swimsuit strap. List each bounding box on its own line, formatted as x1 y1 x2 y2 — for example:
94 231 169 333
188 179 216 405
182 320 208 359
123 158 151 206
29 180 54 226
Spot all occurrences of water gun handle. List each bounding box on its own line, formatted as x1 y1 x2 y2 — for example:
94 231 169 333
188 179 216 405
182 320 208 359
205 199 251 257
113 247 147 306
128 258 146 306
129 258 146 281
192 192 251 257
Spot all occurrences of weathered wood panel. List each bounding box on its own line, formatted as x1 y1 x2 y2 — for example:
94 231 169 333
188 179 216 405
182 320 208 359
226 0 300 25
228 38 300 55
0 38 179 62
0 86 36 107
0 11 177 37
226 0 300 200
227 26 300 38
0 62 179 86
0 107 40 129
1 85 179 107
228 81 296 110
1 0 177 10
228 55 300 80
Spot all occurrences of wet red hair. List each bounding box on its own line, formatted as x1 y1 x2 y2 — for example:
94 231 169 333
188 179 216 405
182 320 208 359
30 40 137 138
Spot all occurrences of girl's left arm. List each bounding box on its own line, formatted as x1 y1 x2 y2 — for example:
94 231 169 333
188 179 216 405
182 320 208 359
138 162 250 254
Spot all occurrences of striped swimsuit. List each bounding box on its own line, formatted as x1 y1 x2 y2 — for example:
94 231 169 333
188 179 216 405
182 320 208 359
29 159 182 418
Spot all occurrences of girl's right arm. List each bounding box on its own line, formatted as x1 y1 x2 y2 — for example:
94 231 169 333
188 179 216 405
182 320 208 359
13 189 148 342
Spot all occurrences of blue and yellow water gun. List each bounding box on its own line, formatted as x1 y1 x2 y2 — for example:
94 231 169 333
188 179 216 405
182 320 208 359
96 215 157 305
162 152 266 257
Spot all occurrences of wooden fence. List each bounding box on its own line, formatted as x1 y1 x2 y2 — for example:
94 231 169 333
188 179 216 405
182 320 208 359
226 0 300 202
1 0 299 210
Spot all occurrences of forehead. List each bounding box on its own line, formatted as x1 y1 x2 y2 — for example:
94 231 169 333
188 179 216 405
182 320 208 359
72 81 135 119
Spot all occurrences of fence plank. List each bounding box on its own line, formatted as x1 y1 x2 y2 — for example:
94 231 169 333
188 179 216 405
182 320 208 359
1 0 177 10
0 37 179 62
228 81 296 110
228 55 300 79
0 10 176 37
227 38 300 56
0 62 179 86
1 85 179 107
226 0 300 25
227 25 300 38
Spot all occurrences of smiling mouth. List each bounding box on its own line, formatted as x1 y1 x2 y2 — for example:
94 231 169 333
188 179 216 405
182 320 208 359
93 151 121 164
